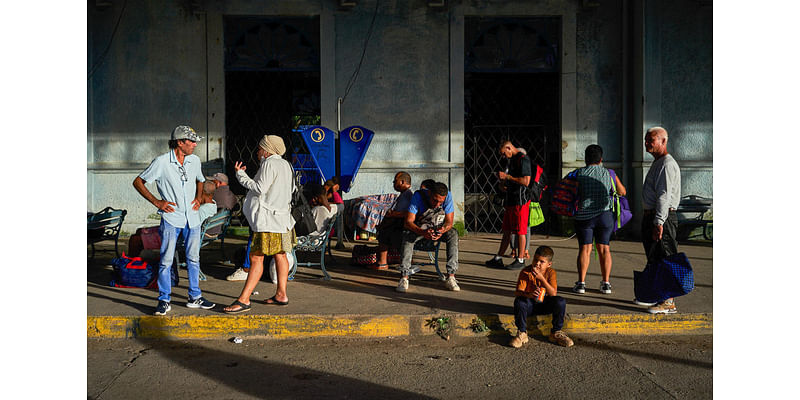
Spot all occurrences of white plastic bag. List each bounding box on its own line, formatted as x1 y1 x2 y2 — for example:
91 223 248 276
269 252 294 284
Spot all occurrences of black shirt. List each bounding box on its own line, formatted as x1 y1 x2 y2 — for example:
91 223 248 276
504 152 532 206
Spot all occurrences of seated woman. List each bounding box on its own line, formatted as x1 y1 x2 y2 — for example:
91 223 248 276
324 177 344 207
305 183 338 237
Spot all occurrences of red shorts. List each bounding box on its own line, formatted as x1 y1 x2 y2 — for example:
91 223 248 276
502 201 531 235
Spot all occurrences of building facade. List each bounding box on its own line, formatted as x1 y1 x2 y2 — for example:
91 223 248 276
88 0 712 236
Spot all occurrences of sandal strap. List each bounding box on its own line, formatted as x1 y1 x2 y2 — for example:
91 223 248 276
227 300 250 310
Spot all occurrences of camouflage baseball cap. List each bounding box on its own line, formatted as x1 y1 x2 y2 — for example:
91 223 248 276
171 125 203 142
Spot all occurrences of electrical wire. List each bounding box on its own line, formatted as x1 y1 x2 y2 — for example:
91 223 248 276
88 0 128 80
534 233 577 242
341 0 380 104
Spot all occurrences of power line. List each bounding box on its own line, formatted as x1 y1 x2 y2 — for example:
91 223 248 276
341 0 380 104
88 0 128 80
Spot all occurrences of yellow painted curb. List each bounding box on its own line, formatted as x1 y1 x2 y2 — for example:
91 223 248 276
449 313 711 336
88 313 711 339
88 315 410 339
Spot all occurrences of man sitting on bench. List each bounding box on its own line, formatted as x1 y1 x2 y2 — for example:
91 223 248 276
198 180 218 224
374 171 413 270
396 181 460 293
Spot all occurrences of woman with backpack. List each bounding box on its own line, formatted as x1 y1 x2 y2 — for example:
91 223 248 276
224 134 296 313
571 144 627 295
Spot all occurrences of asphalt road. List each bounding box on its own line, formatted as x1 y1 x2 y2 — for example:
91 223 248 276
88 334 712 399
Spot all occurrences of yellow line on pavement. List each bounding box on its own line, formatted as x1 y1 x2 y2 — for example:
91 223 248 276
88 313 711 339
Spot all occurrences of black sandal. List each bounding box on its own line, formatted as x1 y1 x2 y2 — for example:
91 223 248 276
265 295 289 306
223 300 251 314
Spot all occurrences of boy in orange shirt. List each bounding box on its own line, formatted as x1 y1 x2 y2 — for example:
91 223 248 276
510 246 574 348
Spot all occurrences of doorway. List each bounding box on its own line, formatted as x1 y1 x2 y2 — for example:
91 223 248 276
223 16 321 195
464 17 562 234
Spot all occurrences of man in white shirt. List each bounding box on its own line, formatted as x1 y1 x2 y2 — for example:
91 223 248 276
640 126 682 314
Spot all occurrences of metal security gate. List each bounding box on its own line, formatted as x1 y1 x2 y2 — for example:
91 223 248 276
465 125 548 233
223 16 321 195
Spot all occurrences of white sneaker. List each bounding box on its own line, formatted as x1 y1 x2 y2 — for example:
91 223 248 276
396 277 409 292
226 268 248 281
444 276 460 291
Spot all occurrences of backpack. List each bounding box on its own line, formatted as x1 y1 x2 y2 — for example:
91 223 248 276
506 155 547 204
550 170 579 217
527 163 547 202
289 167 317 237
413 191 446 231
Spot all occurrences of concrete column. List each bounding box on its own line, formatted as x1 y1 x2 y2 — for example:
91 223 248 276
206 12 225 163
449 5 465 223
560 12 579 178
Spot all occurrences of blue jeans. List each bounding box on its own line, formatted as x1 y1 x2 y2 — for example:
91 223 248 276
158 220 202 302
514 295 566 333
399 229 459 276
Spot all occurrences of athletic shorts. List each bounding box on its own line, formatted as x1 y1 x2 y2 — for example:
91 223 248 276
502 201 531 235
574 211 614 245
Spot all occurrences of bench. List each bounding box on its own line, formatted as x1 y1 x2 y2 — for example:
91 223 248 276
87 207 127 259
175 208 233 281
676 195 712 241
290 214 338 281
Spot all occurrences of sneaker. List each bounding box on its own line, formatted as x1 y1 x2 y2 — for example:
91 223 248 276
186 296 216 310
509 332 529 348
633 298 657 306
548 330 574 347
444 276 461 291
600 281 612 294
571 282 586 294
505 259 526 270
485 257 504 269
396 277 409 292
154 300 171 316
226 268 248 281
648 299 677 314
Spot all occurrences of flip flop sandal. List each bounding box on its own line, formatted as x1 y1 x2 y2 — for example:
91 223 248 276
223 300 251 314
369 263 389 270
265 295 289 306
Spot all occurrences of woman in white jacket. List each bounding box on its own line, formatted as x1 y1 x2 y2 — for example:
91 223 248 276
224 135 295 313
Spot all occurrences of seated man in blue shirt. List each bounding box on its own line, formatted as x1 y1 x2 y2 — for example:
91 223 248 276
396 181 460 293
374 171 413 270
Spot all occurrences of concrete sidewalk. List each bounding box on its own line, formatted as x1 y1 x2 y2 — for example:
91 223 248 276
87 233 712 339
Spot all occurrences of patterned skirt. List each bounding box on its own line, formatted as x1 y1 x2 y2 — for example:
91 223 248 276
251 230 296 256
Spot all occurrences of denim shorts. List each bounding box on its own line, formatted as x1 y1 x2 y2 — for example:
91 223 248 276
574 210 614 245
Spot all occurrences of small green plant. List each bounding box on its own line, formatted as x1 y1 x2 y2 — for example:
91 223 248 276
147 213 161 220
425 316 451 340
453 221 467 237
469 317 489 333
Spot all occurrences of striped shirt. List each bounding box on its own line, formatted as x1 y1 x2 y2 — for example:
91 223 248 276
574 164 613 221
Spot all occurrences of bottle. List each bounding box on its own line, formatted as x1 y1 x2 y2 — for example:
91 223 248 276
535 286 546 303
